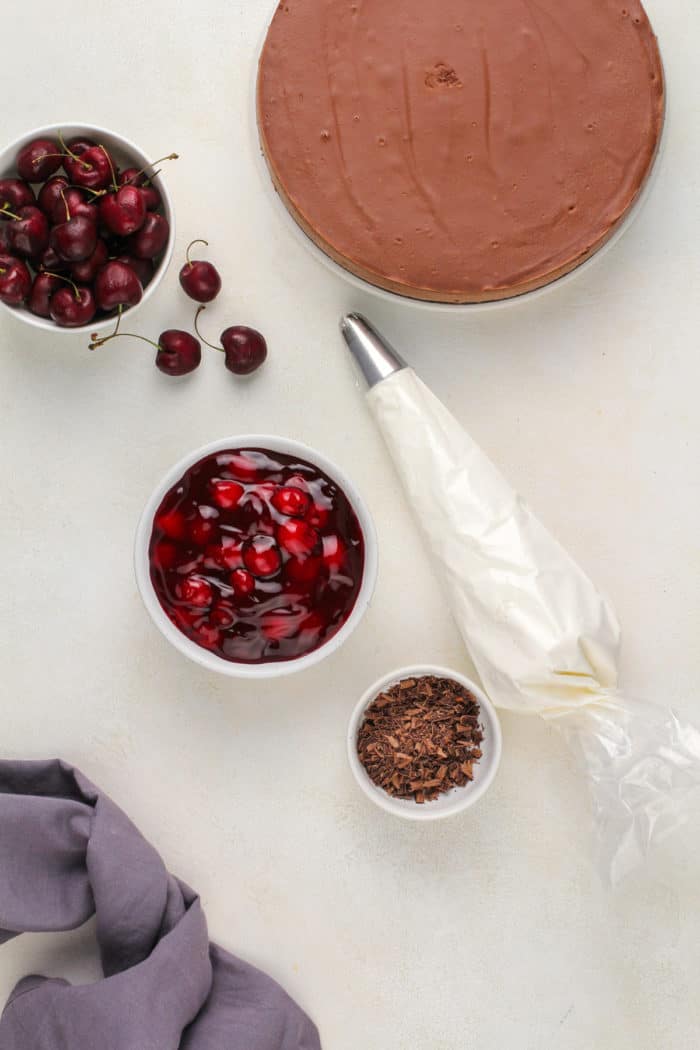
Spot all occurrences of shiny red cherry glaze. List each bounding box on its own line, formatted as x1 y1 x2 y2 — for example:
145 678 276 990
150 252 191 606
149 448 365 663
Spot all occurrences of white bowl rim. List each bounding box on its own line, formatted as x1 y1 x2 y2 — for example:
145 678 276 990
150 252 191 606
134 433 379 680
347 664 502 821
0 120 175 334
251 10 668 314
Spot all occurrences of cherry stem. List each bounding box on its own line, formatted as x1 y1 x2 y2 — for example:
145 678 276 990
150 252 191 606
89 329 160 353
99 144 119 192
186 239 208 268
60 189 71 223
57 130 90 170
132 153 178 182
193 306 224 353
0 203 21 221
43 271 82 299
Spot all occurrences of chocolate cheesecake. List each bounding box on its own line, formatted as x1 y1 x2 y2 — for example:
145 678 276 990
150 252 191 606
257 0 664 303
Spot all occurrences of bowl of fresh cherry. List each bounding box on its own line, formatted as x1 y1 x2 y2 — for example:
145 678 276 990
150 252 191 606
0 123 175 333
135 436 378 679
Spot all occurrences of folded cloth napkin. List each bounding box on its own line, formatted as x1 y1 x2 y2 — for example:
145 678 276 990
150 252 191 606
0 759 321 1050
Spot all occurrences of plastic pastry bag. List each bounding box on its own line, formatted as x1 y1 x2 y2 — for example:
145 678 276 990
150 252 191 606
368 367 700 883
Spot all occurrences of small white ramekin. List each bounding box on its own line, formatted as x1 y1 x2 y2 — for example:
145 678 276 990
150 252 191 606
0 122 175 335
347 665 502 820
134 434 378 680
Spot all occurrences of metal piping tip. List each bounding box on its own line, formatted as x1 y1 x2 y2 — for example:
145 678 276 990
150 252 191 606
340 313 408 389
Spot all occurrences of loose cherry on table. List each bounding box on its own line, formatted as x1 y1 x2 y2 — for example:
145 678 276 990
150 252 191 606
179 240 222 303
194 306 268 375
0 253 32 305
89 320 202 377
149 448 365 664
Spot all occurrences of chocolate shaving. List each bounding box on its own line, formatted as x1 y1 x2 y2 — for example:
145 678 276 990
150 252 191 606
357 675 484 804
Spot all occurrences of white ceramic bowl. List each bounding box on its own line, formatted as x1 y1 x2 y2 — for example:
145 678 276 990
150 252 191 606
135 434 378 680
347 665 502 820
0 122 175 334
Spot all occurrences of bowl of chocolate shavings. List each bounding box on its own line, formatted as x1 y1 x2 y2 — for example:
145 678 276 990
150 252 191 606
348 666 502 820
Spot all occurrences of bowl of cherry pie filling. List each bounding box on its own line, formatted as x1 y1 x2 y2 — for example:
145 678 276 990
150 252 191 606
135 436 378 678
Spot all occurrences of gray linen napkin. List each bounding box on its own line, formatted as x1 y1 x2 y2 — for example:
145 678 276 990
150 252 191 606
0 759 321 1050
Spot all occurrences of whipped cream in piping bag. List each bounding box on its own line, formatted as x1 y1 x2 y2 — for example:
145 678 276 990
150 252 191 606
341 314 700 883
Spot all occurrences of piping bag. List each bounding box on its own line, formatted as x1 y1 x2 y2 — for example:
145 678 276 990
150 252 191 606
341 313 700 883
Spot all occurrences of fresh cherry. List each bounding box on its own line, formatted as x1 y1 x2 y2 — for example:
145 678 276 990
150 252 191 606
28 272 62 318
0 253 32 305
155 331 201 376
36 245 69 273
194 308 268 375
277 519 321 557
66 137 96 155
179 576 214 608
51 213 98 262
243 535 282 578
70 238 109 283
50 284 96 327
221 326 267 375
272 486 311 519
16 138 62 182
0 178 36 213
99 185 146 236
126 212 169 259
64 145 114 191
6 205 50 259
94 260 143 310
119 168 161 211
179 239 221 303
51 188 96 225
112 254 154 287
37 176 70 218
0 224 11 253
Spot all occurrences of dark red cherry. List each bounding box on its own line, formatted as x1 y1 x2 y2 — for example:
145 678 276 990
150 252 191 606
37 176 70 218
155 508 187 540
66 137 96 155
16 138 62 182
155 331 201 377
111 254 154 287
99 185 147 236
118 168 161 210
51 188 96 225
242 535 282 578
126 212 169 259
179 576 213 608
0 223 11 253
285 553 323 585
8 206 49 259
94 260 143 310
0 178 36 214
49 285 96 327
64 145 114 191
28 272 62 318
0 253 32 305
272 486 311 519
51 214 98 262
36 244 69 273
277 519 321 558
70 238 108 283
189 513 218 546
221 326 267 375
210 479 244 509
179 244 221 303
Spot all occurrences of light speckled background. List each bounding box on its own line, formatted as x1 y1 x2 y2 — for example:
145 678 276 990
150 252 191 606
1 1 698 1047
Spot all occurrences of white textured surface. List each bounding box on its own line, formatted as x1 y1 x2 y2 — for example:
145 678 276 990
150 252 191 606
0 1 698 1047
